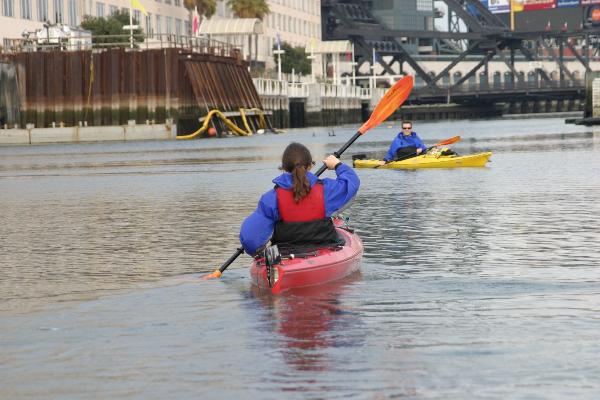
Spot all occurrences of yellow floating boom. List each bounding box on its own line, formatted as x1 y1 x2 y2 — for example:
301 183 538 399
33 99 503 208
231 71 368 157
177 108 281 140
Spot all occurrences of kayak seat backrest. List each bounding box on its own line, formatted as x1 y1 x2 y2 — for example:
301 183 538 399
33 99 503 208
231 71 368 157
274 234 346 256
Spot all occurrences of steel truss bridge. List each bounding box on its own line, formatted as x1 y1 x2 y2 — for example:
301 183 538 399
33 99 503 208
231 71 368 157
322 0 600 105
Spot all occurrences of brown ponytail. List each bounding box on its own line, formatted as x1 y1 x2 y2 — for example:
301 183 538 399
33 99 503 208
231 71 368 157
281 143 313 202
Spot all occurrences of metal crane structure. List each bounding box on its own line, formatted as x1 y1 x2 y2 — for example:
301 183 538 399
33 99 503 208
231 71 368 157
322 0 598 104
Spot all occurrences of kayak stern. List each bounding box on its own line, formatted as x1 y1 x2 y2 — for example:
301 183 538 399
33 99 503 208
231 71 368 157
250 225 363 294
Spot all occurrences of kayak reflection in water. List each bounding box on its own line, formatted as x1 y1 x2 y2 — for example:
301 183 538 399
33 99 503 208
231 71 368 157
383 121 427 162
239 142 360 256
250 272 364 372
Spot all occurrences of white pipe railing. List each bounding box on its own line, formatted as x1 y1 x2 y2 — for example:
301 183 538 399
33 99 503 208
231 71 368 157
252 78 287 96
252 79 368 100
288 83 309 98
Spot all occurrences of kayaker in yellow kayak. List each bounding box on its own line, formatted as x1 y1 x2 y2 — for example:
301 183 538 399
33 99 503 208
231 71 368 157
239 142 360 255
383 121 427 162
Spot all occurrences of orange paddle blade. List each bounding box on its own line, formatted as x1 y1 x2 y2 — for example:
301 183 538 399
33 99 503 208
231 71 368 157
200 270 222 280
434 135 461 147
358 75 414 134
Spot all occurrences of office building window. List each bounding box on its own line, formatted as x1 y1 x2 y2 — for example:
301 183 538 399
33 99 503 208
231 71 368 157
108 5 117 15
175 18 182 37
53 0 63 22
37 0 47 21
174 0 180 5
96 2 104 17
21 0 32 19
67 0 76 25
2 0 14 17
165 0 170 4
133 10 141 24
155 15 161 35
416 0 432 12
146 12 152 34
165 16 172 34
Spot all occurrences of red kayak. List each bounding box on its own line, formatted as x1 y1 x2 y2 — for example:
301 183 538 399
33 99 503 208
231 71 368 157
249 218 363 294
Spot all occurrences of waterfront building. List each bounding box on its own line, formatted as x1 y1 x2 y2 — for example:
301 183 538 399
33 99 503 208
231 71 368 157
0 0 189 48
370 0 435 55
1 0 323 78
207 1 322 75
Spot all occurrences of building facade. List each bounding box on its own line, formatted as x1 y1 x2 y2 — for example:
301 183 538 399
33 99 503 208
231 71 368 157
1 0 322 77
211 0 322 72
371 0 435 54
0 0 190 47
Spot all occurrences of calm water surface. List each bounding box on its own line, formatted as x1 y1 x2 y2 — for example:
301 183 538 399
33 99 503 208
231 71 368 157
2 117 600 399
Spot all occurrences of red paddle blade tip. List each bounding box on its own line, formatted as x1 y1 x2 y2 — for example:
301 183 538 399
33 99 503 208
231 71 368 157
200 270 222 280
436 135 461 146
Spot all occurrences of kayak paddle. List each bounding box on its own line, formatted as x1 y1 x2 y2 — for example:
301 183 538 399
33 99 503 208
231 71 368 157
377 135 461 166
428 135 461 151
201 75 414 280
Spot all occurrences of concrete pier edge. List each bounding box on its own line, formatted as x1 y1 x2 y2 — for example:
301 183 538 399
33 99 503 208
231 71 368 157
0 122 176 146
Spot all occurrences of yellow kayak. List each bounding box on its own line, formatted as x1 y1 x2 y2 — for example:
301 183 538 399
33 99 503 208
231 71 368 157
353 152 492 169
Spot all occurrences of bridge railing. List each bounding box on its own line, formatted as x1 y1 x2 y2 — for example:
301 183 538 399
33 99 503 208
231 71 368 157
414 79 585 96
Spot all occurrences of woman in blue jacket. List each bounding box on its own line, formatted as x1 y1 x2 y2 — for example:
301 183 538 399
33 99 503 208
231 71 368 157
240 142 360 256
383 121 427 162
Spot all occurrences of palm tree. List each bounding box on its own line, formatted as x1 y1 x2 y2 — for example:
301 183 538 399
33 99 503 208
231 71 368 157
227 0 269 19
184 0 217 36
227 0 270 66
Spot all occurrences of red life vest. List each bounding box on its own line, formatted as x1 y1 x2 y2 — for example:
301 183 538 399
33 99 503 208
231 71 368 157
276 182 325 222
271 182 340 248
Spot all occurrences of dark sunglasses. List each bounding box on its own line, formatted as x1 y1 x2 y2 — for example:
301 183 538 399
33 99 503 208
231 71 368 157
402 126 412 130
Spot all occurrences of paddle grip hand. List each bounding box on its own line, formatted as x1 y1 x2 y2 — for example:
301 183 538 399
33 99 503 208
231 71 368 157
323 155 341 170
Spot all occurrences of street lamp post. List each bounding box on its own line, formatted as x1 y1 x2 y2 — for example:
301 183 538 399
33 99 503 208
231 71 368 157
273 33 285 82
307 40 316 83
370 47 377 89
123 6 138 49
274 48 285 82
307 54 316 83
351 42 356 86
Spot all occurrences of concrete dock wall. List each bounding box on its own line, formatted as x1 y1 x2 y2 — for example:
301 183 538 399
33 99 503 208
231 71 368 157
0 122 176 145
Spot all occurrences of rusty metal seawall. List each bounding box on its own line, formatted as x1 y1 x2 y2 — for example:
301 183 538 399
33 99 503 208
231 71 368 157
8 47 263 133
0 60 20 126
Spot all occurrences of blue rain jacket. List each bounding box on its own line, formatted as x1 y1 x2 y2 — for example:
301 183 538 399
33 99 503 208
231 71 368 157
383 131 427 162
239 163 360 255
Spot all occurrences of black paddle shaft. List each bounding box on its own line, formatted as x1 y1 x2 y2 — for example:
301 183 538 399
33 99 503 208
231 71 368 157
219 247 244 273
215 131 362 275
314 132 362 176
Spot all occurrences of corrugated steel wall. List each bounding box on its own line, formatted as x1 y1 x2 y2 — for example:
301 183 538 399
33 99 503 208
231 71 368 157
0 61 20 126
9 48 262 129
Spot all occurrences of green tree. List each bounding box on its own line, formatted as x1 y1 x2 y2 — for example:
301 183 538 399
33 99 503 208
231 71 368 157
227 0 270 19
81 10 144 45
184 0 217 36
276 42 311 76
